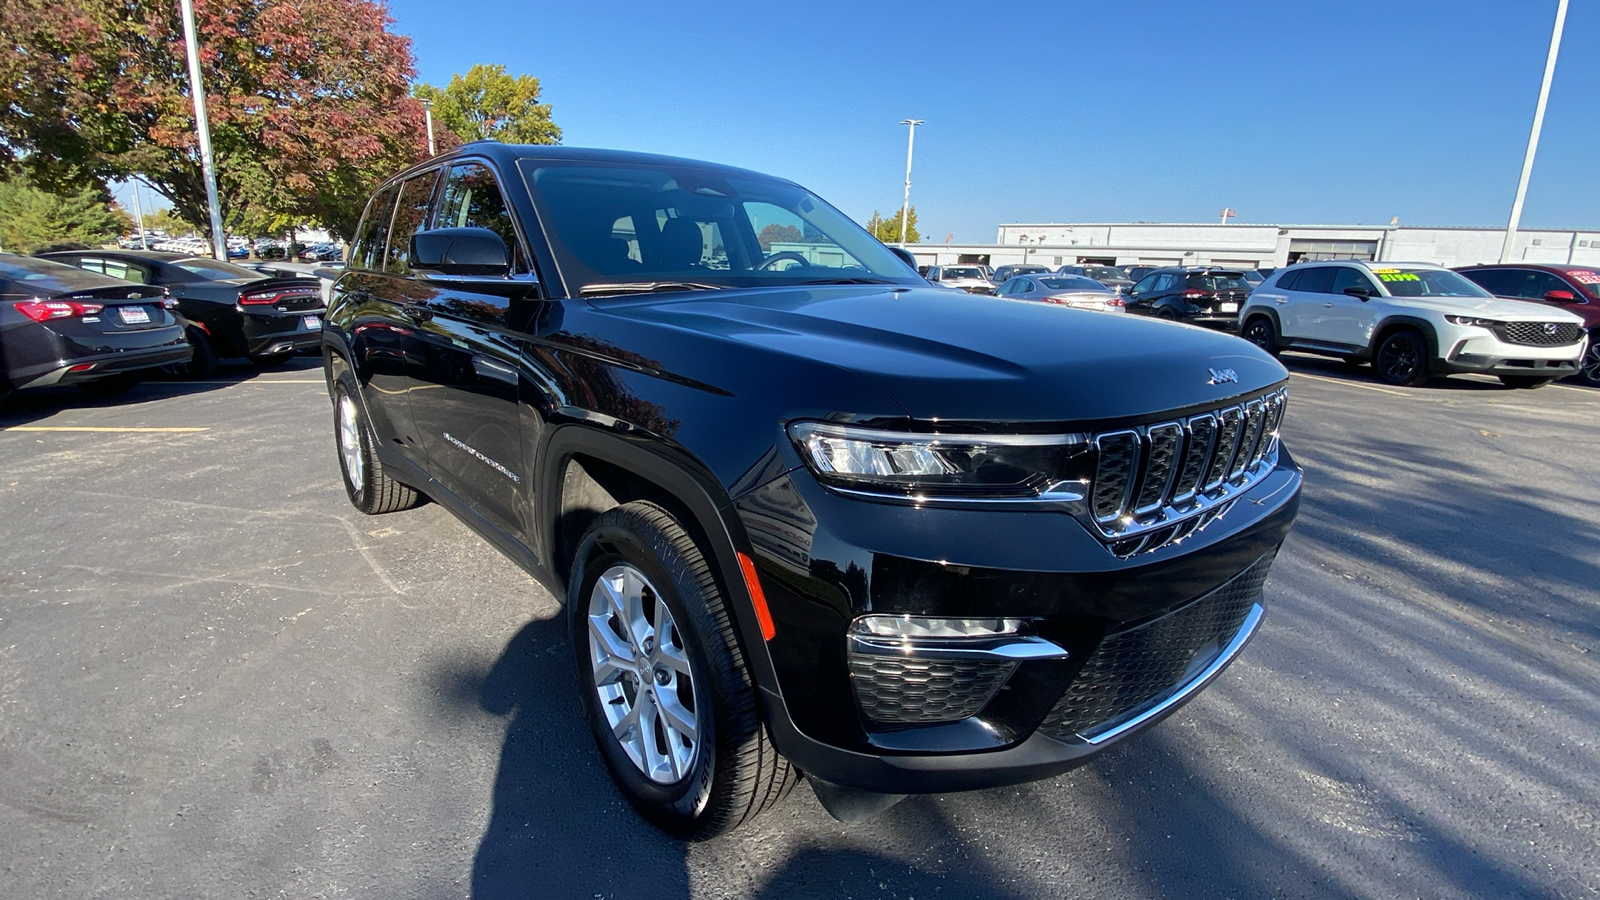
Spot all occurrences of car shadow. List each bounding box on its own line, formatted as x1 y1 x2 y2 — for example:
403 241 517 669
1278 352 1515 392
0 356 324 427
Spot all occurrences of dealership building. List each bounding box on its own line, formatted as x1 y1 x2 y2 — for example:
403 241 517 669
903 222 1600 272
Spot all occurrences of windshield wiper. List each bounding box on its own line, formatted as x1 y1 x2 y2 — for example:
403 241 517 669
580 281 728 296
796 276 900 285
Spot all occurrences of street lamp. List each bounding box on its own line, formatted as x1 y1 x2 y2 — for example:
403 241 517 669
897 119 924 248
177 0 227 261
1500 0 1569 263
422 97 436 156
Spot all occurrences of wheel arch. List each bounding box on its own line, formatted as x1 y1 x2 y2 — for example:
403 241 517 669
1241 307 1282 345
1371 316 1441 365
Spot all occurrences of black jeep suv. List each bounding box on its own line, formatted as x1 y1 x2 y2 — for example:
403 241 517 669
323 143 1302 838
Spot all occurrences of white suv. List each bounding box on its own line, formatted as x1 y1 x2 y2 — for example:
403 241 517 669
1240 261 1587 388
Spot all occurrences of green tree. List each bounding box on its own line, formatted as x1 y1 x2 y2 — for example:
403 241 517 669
865 206 919 243
413 64 562 146
757 223 803 251
0 175 123 254
0 0 429 242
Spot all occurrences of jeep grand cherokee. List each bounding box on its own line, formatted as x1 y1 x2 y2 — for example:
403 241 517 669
322 143 1302 838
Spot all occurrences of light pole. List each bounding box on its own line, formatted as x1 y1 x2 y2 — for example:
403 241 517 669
422 98 436 156
130 181 148 249
178 0 228 261
897 119 924 248
1500 0 1569 263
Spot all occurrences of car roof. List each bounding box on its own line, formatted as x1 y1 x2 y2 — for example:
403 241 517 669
389 141 798 189
39 249 186 263
1459 262 1597 273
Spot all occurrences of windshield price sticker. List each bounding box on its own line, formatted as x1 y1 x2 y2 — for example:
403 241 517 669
1572 271 1600 285
1372 268 1400 274
1378 272 1421 282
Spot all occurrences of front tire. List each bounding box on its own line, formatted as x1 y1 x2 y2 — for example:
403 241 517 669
570 501 795 840
1241 316 1278 357
1374 329 1430 387
333 375 423 514
1499 375 1553 389
1575 331 1600 387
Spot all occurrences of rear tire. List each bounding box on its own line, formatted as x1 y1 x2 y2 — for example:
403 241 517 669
570 501 795 840
1374 330 1430 387
1499 375 1553 389
1241 316 1278 357
165 325 218 379
333 375 423 514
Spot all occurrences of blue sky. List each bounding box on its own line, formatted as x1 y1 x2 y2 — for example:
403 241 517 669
386 1 1594 243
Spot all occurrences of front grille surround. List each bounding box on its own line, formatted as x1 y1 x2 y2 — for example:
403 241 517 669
1491 321 1584 347
1087 387 1287 556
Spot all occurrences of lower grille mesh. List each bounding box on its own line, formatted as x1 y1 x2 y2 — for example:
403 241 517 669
849 656 1017 725
1038 554 1274 741
1492 321 1584 346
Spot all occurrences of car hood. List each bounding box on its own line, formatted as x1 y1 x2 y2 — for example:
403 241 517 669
601 285 1285 423
1386 294 1586 322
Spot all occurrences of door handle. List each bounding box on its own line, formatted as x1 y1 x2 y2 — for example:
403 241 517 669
402 303 432 323
1273 297 1288 304
1323 302 1334 308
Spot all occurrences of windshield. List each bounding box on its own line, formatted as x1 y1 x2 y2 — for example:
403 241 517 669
1192 272 1251 291
517 160 921 295
1240 270 1264 286
1011 265 1050 275
1082 266 1126 281
1373 268 1492 298
943 267 984 279
1039 275 1111 292
1567 269 1600 299
172 257 267 281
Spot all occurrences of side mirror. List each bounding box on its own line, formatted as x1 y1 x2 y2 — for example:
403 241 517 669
410 227 510 277
1545 289 1576 302
1343 286 1373 300
888 246 917 270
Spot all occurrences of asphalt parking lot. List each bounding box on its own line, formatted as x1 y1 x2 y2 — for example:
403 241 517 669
1 356 1596 899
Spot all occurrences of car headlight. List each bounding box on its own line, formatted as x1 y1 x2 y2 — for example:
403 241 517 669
787 421 1088 498
1445 315 1500 327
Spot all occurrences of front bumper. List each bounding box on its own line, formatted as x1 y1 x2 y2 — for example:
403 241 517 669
1436 330 1583 377
734 448 1301 795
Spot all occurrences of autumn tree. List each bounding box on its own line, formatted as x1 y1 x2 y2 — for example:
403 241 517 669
757 223 802 251
0 175 125 254
413 64 562 146
865 206 919 244
0 0 430 242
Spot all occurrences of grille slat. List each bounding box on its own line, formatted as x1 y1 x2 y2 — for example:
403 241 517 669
1203 406 1243 491
1491 321 1584 346
1092 431 1141 521
1233 399 1267 480
1134 424 1183 513
1038 554 1275 741
1170 414 1215 503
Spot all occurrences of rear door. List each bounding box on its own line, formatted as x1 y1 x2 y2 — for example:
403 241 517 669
1280 266 1336 338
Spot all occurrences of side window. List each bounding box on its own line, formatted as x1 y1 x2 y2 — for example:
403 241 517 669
351 184 399 272
384 170 440 274
1295 266 1338 294
1152 273 1178 292
1330 267 1378 296
927 266 941 281
437 163 522 269
1131 274 1158 294
1276 268 1303 291
1463 269 1513 296
1516 270 1566 300
999 278 1020 294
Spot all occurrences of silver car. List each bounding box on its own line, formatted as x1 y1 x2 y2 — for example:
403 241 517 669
995 274 1126 313
926 265 995 294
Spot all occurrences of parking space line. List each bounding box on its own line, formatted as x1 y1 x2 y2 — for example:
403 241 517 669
1 426 210 433
1288 372 1414 397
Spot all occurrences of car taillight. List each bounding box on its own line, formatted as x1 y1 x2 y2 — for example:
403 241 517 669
15 299 106 322
1106 297 1126 307
240 289 316 305
1182 289 1209 299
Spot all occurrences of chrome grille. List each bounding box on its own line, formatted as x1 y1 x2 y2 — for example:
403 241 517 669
1491 321 1584 346
1038 553 1274 742
1086 387 1287 556
1092 431 1140 521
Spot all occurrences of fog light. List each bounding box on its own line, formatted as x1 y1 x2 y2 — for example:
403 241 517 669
851 615 1026 640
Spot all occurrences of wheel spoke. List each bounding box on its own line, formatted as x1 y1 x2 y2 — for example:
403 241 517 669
611 693 642 743
656 691 697 743
621 570 653 648
588 615 635 682
657 642 692 677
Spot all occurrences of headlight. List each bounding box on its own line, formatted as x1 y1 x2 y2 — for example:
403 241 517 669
787 421 1088 498
1445 315 1500 327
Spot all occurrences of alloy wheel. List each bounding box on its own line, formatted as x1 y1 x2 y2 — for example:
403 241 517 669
1581 336 1600 386
587 563 699 784
1378 339 1419 383
337 394 365 491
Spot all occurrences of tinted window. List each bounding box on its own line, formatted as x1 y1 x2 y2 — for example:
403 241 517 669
1151 273 1178 292
353 184 400 272
0 255 132 295
1275 268 1303 291
1512 270 1568 300
998 278 1022 294
1462 269 1515 295
1294 266 1338 294
1131 273 1159 293
1329 267 1378 296
438 163 521 269
385 170 440 274
1190 272 1251 291
1371 268 1491 298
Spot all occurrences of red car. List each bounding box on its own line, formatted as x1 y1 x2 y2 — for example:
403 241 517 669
1457 264 1600 386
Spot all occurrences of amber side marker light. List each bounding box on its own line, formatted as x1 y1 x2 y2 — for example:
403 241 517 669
736 552 777 641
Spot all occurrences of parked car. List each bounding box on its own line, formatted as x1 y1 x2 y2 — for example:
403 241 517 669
1125 267 1251 330
924 264 996 294
1123 265 1162 283
1240 260 1586 388
323 143 1301 838
0 253 190 408
1239 269 1265 289
991 263 1051 282
996 273 1126 312
38 249 324 377
1456 263 1600 386
1056 264 1134 294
